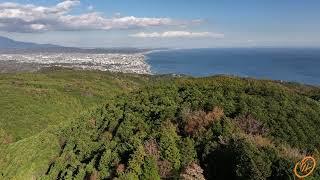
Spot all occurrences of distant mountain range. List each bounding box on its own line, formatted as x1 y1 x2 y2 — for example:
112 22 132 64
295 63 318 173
0 36 150 54
0 36 61 49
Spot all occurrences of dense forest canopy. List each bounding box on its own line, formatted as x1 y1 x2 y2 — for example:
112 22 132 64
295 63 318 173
0 69 320 179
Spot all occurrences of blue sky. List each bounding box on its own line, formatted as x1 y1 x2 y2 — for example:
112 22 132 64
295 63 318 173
0 0 319 48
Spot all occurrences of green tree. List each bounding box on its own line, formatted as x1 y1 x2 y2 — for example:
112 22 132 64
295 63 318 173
159 121 181 171
141 156 160 180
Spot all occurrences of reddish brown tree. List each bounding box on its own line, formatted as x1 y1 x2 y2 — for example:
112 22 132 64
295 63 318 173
144 138 160 159
235 114 268 135
180 162 206 180
184 107 224 135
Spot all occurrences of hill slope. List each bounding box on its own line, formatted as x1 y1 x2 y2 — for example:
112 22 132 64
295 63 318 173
1 71 320 179
0 68 148 142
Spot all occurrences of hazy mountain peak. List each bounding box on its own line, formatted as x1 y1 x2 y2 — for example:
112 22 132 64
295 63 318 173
0 36 61 49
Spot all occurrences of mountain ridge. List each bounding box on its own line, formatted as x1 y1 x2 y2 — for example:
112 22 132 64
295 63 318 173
0 36 62 49
0 36 151 54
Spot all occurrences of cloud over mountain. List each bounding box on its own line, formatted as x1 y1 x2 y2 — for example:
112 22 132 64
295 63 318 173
0 0 176 32
130 31 225 38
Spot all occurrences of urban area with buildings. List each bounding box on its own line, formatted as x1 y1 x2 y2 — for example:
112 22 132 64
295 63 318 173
0 53 151 74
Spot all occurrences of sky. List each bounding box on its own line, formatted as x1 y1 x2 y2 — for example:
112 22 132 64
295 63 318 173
0 0 319 48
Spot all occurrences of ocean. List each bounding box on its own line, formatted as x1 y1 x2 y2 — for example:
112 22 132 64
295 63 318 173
146 48 320 85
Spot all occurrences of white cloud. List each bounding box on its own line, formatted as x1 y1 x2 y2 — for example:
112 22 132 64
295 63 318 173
114 12 121 17
130 31 225 38
55 0 80 13
0 0 177 33
30 23 47 30
87 5 94 11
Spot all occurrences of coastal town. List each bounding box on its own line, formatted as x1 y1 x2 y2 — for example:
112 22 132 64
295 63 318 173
0 53 151 74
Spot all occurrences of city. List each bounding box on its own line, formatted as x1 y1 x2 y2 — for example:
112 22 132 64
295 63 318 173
0 53 151 74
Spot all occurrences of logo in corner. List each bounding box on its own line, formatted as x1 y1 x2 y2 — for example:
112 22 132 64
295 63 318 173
294 156 317 178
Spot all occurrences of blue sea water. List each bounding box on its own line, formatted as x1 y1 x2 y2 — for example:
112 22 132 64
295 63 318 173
146 48 320 85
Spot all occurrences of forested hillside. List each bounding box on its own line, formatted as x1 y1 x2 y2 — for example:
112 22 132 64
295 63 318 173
1 70 320 179
0 68 148 141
